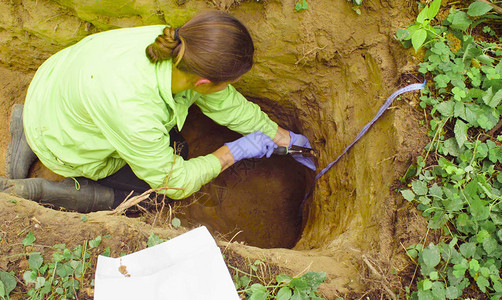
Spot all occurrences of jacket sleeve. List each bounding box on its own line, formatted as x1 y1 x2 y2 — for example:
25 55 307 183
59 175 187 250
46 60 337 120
195 85 279 139
87 97 221 200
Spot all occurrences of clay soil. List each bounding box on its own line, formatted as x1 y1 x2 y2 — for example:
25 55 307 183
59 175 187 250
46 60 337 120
0 0 432 298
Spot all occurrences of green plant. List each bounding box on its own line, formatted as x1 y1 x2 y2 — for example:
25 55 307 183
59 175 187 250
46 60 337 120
19 232 104 299
231 259 326 299
294 0 308 12
396 0 443 52
0 271 17 300
346 0 363 15
398 1 502 299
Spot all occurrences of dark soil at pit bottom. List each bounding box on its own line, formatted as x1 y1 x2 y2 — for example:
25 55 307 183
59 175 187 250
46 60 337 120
173 106 311 249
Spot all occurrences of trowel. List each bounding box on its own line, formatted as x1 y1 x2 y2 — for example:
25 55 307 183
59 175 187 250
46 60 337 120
273 145 319 157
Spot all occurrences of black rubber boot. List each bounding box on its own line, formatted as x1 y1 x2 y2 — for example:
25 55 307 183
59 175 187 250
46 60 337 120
0 177 114 213
5 104 38 179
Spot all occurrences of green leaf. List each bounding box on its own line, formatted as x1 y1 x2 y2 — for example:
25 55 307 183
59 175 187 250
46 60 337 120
417 289 433 300
483 237 498 254
277 286 293 300
422 278 433 290
428 0 441 20
396 28 410 41
0 271 17 296
412 29 428 52
422 245 441 268
294 0 308 11
459 242 476 258
493 279 502 293
467 1 493 17
35 276 45 289
483 87 502 108
429 184 443 198
454 119 468 148
470 198 490 221
448 10 472 31
89 236 102 249
248 284 268 300
445 285 461 299
463 43 483 63
171 218 181 228
277 274 293 284
23 231 36 247
432 281 446 299
29 253 44 271
412 180 428 196
0 281 5 298
469 259 480 272
23 270 36 284
102 247 111 257
437 100 454 117
300 271 326 290
477 229 490 243
429 271 439 280
476 275 490 293
147 233 165 248
401 189 415 201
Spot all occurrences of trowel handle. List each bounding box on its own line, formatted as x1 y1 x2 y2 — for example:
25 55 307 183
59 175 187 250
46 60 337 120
273 147 289 155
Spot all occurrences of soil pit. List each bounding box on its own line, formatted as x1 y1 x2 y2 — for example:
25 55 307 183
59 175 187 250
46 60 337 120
171 106 312 249
0 0 431 298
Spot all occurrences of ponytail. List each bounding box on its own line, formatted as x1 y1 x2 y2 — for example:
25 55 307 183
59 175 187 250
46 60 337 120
145 11 254 83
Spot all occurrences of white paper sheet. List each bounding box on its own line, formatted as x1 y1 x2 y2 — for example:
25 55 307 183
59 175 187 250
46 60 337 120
94 226 239 300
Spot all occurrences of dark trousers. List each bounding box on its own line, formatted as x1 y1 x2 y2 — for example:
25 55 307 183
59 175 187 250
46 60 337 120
96 128 188 207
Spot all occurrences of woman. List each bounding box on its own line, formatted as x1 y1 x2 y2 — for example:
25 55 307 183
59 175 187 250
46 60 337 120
1 11 315 212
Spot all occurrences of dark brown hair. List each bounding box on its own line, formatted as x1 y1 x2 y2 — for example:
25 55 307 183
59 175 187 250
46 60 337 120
146 11 254 84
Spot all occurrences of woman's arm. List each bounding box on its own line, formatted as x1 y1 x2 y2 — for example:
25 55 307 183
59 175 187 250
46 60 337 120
212 145 234 172
273 127 291 147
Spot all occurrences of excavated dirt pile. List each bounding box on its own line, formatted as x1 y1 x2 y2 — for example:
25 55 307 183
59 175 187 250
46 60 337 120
0 0 430 297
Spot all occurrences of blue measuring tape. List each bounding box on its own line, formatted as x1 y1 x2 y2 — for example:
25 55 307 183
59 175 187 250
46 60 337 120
303 81 426 201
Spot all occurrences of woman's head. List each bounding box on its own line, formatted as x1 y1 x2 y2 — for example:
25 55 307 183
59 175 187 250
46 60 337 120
146 11 254 85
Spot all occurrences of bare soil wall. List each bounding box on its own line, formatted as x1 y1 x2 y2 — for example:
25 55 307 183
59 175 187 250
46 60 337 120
0 0 429 296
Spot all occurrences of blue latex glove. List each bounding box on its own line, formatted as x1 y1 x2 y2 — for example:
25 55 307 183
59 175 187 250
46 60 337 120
225 131 277 163
289 131 316 171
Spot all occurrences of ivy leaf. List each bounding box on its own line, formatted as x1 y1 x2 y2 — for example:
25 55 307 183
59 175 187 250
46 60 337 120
467 1 493 17
454 119 468 148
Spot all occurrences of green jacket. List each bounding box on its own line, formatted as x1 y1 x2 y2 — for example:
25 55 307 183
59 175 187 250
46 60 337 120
24 25 278 199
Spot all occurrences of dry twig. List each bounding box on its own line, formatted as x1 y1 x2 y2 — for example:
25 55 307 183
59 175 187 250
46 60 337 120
362 255 397 300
